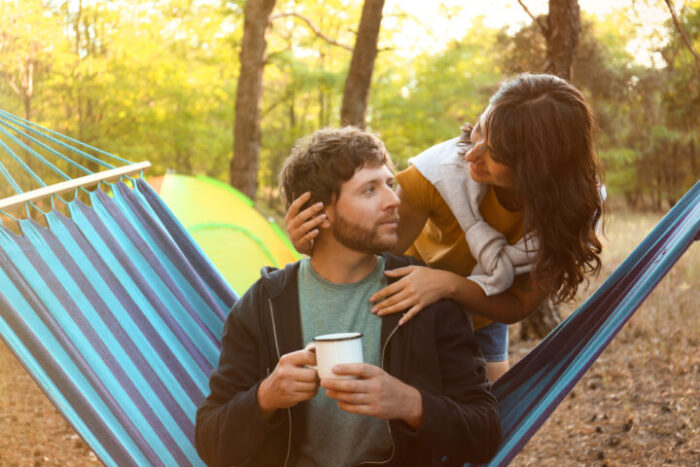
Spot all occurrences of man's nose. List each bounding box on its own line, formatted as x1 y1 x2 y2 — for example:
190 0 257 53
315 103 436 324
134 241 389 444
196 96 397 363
384 185 400 208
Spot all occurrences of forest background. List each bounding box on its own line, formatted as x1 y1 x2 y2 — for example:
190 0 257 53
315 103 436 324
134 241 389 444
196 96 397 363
1 1 699 465
1 0 698 214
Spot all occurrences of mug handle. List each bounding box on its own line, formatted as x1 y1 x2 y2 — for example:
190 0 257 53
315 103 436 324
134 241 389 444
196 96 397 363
304 342 318 371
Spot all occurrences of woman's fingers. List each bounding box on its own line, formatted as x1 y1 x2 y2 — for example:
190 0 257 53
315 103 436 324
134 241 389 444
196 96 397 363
285 192 311 224
382 266 416 278
284 193 328 254
372 286 415 314
398 304 424 326
370 277 406 304
376 296 417 316
288 202 324 231
298 210 327 234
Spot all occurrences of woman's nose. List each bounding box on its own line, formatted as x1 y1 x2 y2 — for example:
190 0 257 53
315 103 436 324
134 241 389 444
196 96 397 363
465 144 480 163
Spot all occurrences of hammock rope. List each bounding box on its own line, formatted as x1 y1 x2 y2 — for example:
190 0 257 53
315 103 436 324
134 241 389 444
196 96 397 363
0 110 697 466
0 108 129 174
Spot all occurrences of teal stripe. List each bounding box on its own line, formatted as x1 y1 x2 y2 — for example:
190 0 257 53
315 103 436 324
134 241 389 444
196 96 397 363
131 179 232 310
101 189 224 345
45 211 200 416
16 221 181 465
0 313 120 467
0 238 148 466
87 191 221 366
66 202 210 394
111 185 226 335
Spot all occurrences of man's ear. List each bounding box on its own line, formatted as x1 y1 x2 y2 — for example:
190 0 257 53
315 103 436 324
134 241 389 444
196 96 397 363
321 205 334 229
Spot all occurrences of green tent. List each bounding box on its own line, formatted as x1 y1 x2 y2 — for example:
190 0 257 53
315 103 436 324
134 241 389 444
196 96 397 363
148 174 300 295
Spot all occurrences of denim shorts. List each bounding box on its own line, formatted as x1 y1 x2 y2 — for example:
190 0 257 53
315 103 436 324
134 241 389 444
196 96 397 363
473 321 509 362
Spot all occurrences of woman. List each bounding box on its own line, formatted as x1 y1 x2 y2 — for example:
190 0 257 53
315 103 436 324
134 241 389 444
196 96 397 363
285 73 603 381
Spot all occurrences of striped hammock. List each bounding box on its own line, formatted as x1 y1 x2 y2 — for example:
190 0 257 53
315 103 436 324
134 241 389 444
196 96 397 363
0 110 698 466
0 178 235 465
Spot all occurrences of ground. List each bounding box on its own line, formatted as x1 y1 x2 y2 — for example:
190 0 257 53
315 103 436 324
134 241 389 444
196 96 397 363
0 210 698 466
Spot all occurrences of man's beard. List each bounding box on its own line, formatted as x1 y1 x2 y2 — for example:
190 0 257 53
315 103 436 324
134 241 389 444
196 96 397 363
331 211 397 255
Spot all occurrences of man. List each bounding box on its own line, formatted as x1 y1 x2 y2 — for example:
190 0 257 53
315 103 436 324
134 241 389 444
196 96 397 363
195 127 501 467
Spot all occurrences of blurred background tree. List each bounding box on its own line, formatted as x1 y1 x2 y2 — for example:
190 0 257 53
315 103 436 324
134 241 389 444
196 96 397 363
0 0 697 210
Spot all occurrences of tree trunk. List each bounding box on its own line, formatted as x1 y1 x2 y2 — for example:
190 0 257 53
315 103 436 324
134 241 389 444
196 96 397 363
519 0 581 340
544 0 580 81
690 138 697 179
22 60 32 122
519 299 564 340
230 0 277 200
339 0 385 128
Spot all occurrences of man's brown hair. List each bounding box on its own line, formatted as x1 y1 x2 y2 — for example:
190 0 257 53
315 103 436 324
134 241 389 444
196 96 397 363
278 127 390 210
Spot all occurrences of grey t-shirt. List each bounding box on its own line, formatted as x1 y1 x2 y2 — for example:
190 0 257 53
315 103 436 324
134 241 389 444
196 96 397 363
293 257 393 467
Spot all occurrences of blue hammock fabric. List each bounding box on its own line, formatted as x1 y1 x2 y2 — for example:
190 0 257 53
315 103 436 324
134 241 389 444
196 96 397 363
0 167 697 466
0 178 235 466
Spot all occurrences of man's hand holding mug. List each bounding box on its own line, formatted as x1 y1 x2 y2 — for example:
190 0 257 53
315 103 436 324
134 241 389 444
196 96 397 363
257 348 319 420
322 364 424 429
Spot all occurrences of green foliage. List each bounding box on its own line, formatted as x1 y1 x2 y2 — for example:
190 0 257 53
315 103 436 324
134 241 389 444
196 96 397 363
0 0 237 189
370 18 502 167
0 1 697 212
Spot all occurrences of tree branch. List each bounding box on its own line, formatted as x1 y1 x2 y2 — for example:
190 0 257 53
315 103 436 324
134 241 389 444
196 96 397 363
516 0 549 37
3 73 21 97
270 12 353 51
663 0 700 74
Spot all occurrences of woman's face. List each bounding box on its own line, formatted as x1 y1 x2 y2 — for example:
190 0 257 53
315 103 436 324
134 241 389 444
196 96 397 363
464 120 516 189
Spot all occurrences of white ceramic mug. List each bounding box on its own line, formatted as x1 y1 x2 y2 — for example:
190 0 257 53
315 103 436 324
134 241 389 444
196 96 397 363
312 332 364 380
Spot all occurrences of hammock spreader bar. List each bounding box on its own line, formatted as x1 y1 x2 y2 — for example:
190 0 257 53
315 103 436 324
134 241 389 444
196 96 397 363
0 161 150 211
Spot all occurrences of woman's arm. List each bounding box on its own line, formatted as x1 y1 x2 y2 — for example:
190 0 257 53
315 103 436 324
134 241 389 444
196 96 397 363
371 268 549 325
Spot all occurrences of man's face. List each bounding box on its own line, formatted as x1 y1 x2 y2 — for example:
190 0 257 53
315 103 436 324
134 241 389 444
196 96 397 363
328 163 400 255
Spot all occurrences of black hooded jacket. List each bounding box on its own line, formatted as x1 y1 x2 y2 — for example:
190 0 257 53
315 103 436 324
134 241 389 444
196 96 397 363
195 253 501 466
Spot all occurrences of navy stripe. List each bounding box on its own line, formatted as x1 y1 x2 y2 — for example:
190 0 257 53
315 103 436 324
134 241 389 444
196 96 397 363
0 244 150 465
30 217 197 449
109 185 225 340
91 189 221 354
72 199 214 375
16 222 190 464
50 209 206 405
135 178 236 312
479 181 700 466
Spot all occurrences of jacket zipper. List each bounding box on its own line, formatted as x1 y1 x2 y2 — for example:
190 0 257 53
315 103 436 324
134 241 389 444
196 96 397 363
268 299 293 467
361 322 400 466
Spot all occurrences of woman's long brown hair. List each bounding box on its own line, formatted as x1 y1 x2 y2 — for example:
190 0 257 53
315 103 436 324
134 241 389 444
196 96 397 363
462 73 603 303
